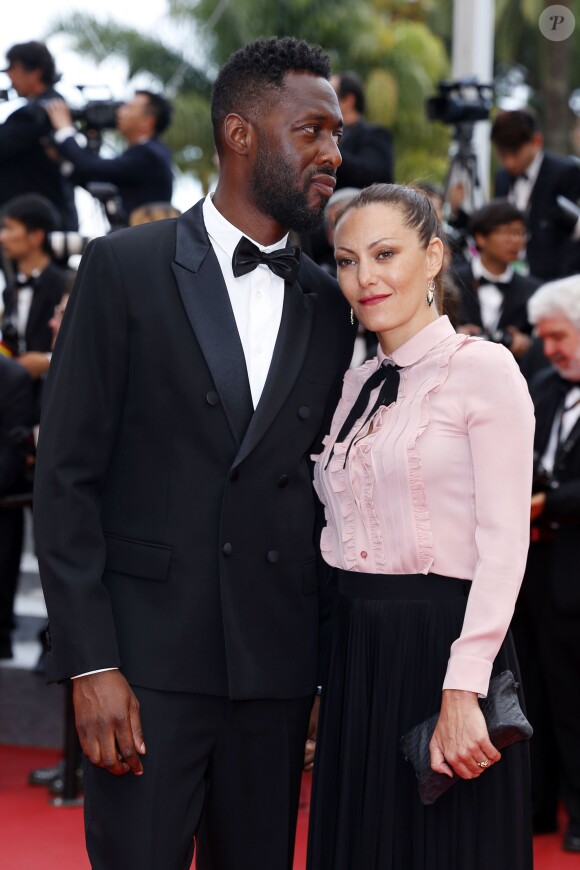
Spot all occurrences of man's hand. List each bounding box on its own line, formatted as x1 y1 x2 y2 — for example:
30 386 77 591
429 689 500 780
505 327 531 359
16 352 50 379
304 695 320 772
45 98 74 131
531 492 546 522
72 670 146 776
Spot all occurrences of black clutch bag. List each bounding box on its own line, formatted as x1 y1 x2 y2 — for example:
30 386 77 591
400 670 533 806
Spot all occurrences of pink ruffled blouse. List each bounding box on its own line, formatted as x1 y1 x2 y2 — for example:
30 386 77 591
313 316 535 696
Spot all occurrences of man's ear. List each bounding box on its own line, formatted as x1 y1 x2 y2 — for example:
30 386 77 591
223 113 253 156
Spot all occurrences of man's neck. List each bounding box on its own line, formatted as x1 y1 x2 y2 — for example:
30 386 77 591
211 183 287 247
480 252 511 277
17 252 50 277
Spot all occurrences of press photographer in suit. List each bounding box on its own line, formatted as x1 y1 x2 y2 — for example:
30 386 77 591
0 41 77 231
492 109 580 281
512 277 580 852
452 199 541 365
45 91 173 222
34 36 355 870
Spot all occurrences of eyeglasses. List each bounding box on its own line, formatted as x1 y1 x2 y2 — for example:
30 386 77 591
489 228 529 241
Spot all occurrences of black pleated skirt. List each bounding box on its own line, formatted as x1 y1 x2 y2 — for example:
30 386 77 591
307 571 533 870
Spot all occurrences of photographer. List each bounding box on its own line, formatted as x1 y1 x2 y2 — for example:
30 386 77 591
46 91 173 222
1 194 69 368
492 109 580 281
452 199 541 362
0 41 78 231
511 277 580 852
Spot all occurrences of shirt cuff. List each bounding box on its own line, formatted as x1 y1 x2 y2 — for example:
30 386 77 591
442 655 493 697
71 667 119 679
53 126 76 143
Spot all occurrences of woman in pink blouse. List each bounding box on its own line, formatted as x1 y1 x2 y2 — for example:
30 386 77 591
307 184 535 869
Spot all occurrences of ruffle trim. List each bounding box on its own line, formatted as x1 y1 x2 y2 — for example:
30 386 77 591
405 333 470 572
314 333 470 571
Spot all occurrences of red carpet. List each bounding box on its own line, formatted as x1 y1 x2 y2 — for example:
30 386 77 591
0 745 578 868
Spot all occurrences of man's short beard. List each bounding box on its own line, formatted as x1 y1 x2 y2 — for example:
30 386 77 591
251 140 329 233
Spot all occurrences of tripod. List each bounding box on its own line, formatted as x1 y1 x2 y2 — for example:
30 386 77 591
442 121 486 219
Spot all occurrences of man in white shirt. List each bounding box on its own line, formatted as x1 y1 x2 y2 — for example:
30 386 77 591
492 109 580 281
0 193 69 364
452 199 540 364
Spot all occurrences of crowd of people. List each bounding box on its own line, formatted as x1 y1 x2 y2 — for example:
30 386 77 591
2 30 580 870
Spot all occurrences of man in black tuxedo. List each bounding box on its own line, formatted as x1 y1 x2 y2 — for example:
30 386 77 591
0 355 35 659
452 199 541 367
330 72 393 189
1 194 69 359
0 42 77 231
513 277 580 852
492 109 580 281
34 36 355 870
46 91 173 222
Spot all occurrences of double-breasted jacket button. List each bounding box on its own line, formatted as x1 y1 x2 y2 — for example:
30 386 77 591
298 406 311 420
266 550 279 563
206 391 220 406
277 474 289 488
222 542 233 556
230 468 240 481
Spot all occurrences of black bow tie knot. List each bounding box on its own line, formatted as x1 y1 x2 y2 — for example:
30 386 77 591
14 273 38 290
326 360 401 468
232 236 301 283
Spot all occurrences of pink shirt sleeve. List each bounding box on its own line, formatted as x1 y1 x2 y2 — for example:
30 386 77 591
442 342 535 695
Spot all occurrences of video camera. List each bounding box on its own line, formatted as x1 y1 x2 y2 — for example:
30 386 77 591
426 78 493 126
69 99 121 133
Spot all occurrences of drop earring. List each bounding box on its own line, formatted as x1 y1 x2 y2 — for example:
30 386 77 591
350 308 355 325
426 279 435 307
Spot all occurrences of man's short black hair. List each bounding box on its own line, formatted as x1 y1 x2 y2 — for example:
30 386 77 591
491 109 539 151
211 36 331 155
469 199 526 239
335 72 366 115
136 90 173 136
2 194 60 252
6 41 58 87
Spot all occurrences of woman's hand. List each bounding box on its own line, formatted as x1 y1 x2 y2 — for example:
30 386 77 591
429 689 501 780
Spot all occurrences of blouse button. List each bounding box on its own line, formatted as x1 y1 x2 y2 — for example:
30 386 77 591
360 551 368 559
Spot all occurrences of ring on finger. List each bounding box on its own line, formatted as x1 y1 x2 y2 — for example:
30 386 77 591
476 758 490 768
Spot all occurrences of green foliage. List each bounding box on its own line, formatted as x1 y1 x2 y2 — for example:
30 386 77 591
50 1 453 188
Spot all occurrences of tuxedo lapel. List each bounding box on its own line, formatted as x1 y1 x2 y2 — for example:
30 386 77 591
233 277 315 468
171 202 254 446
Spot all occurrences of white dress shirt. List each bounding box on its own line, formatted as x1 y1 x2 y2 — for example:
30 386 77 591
508 149 544 213
73 193 290 678
541 385 580 474
471 256 513 334
202 193 286 408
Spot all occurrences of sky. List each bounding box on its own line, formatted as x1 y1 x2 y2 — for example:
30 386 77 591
2 1 170 96
1 1 203 227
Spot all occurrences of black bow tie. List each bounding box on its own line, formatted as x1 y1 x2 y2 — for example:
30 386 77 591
326 360 401 469
232 236 301 283
13 274 38 290
475 274 511 291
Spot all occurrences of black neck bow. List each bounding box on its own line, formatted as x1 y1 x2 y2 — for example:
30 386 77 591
326 360 401 469
232 236 301 283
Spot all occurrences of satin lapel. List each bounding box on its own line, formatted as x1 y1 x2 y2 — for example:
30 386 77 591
535 383 564 454
171 201 253 446
233 278 315 468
